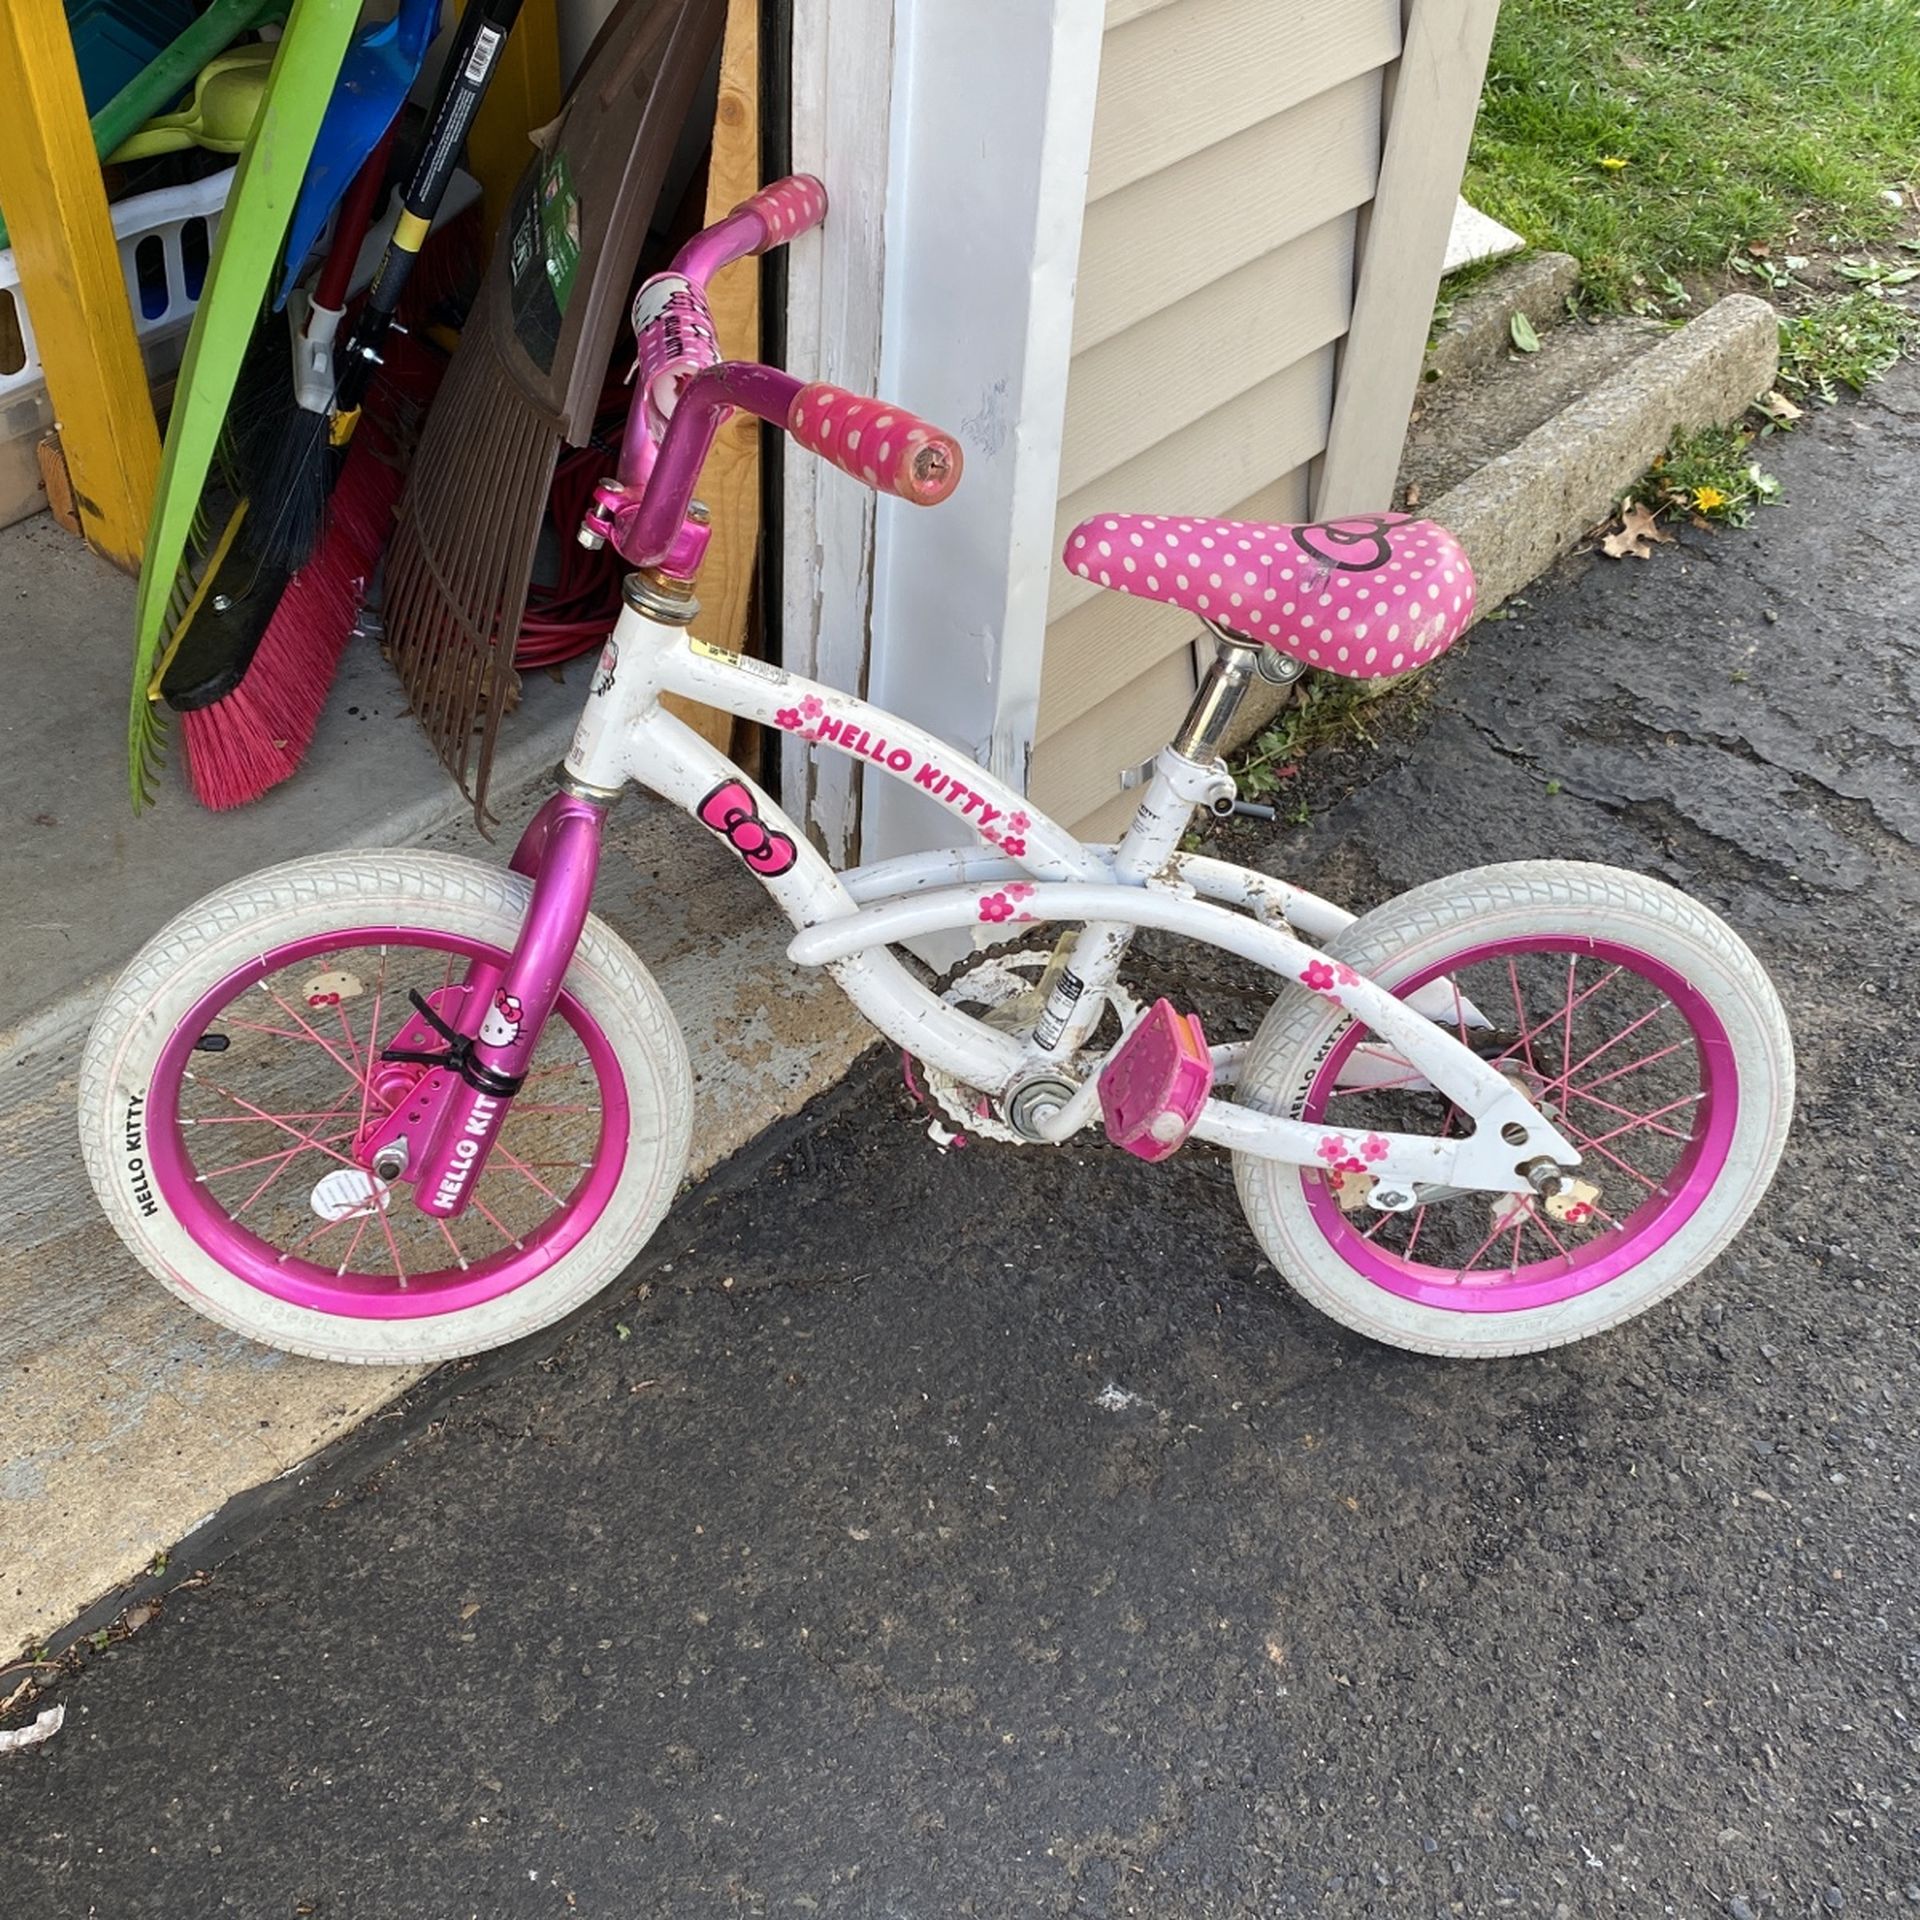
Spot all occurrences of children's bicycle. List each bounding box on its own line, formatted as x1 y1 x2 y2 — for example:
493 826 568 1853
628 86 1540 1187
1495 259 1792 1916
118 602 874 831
81 177 1795 1364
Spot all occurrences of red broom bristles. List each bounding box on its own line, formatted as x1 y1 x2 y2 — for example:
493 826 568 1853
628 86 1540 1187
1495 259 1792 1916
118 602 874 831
177 250 470 811
177 436 407 810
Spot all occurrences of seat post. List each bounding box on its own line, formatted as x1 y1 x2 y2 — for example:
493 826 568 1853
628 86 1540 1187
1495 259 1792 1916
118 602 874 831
1169 624 1264 764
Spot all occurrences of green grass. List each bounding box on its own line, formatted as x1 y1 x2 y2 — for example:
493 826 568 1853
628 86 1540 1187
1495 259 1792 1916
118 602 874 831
1466 0 1920 307
1628 425 1781 527
1777 289 1920 396
1231 676 1427 812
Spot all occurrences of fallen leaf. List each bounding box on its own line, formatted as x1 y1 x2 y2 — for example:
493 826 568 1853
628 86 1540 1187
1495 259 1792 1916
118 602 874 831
1756 389 1803 424
459 1602 481 1621
1601 500 1675 560
1403 482 1422 508
122 1605 154 1634
1509 311 1541 354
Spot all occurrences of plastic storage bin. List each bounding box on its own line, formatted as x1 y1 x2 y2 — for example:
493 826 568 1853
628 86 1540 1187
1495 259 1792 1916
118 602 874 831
0 165 231 527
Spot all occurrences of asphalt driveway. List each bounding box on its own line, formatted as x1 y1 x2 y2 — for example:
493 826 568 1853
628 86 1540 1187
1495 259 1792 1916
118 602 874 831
2 367 1916 1918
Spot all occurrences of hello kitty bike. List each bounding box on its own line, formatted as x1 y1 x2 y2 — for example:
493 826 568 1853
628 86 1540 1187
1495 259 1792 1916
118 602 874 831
80 177 1795 1364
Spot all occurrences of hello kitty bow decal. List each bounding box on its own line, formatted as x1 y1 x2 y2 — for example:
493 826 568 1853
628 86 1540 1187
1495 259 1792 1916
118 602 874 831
1289 514 1406 574
697 779 798 877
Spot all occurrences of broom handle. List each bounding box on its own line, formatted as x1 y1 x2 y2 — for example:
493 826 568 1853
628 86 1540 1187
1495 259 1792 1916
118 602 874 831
335 0 526 413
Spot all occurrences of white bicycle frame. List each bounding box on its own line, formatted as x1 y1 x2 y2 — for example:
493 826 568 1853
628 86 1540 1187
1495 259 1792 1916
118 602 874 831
563 581 1581 1197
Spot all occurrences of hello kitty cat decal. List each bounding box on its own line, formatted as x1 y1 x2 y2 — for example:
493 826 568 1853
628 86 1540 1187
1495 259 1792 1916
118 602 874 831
479 990 524 1048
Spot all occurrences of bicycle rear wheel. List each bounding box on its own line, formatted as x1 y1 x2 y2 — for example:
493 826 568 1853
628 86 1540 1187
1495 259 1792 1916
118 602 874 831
80 851 692 1363
1233 862 1794 1356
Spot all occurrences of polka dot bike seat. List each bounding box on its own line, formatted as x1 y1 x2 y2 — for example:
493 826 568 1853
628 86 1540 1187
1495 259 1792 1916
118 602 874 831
1062 511 1475 679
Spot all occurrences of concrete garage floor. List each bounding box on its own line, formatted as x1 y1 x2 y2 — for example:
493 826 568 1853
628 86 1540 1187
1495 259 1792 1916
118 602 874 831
0 513 869 1657
2 364 1914 1912
0 511 584 1052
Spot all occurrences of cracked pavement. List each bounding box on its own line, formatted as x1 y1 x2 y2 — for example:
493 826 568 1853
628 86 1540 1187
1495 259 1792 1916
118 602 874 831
1 368 1916 1917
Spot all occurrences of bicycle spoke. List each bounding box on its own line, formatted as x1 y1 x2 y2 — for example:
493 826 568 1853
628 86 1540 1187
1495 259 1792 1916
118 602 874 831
1486 965 1624 1076
260 986 367 1092
191 1082 364 1174
1579 1037 1692 1096
356 948 389 1145
1560 1080 1696 1141
1575 1089 1707 1152
1505 956 1538 1074
334 1213 371 1277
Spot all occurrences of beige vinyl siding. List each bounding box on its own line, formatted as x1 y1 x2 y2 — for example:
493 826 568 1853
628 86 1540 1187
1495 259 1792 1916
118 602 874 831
1029 0 1401 836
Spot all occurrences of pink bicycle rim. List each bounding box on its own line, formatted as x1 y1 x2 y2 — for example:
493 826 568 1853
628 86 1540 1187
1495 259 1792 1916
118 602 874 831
146 926 631 1319
1301 933 1739 1313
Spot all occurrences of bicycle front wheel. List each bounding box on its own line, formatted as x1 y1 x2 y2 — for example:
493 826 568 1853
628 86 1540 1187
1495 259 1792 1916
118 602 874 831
1232 862 1794 1357
80 851 692 1363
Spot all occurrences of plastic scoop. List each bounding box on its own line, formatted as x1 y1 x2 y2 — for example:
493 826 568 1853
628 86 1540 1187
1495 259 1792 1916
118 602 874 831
106 42 275 161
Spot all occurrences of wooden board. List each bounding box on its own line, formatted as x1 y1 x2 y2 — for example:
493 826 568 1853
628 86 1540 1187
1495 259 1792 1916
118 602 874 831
0 0 160 571
1315 0 1502 516
663 0 761 754
781 0 893 860
465 0 562 244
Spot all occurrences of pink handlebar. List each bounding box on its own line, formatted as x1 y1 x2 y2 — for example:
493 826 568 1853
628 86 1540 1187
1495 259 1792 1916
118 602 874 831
787 383 963 505
584 179 963 568
730 174 829 252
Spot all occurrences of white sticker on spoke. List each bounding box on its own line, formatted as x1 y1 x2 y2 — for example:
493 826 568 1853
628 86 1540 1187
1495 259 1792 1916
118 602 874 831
310 1168 391 1222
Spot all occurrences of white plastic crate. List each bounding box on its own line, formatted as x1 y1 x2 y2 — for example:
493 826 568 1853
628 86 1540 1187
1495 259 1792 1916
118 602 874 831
0 167 233 523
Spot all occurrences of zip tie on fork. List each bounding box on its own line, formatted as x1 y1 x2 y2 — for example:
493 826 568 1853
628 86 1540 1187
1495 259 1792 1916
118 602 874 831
379 991 528 1098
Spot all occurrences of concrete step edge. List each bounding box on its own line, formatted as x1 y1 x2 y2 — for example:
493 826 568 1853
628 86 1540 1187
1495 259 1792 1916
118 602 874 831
1433 292 1780 618
1427 251 1583 387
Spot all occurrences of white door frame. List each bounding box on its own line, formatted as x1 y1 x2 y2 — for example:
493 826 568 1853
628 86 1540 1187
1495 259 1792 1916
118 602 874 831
781 0 1105 868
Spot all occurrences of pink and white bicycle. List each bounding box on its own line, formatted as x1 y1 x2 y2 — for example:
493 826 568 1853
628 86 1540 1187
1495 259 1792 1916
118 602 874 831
81 178 1795 1364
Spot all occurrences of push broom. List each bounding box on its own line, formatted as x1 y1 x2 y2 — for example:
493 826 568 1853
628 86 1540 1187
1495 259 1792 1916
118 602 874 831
242 0 529 572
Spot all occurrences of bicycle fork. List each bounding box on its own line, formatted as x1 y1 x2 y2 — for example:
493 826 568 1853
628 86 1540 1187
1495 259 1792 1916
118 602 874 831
357 792 610 1220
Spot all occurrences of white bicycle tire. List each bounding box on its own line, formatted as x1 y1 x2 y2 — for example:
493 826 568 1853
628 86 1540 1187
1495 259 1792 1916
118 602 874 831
1232 862 1795 1357
79 850 693 1364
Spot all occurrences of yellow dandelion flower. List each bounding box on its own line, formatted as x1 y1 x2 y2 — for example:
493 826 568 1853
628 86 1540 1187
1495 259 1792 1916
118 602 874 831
1692 485 1730 513
1597 155 1630 172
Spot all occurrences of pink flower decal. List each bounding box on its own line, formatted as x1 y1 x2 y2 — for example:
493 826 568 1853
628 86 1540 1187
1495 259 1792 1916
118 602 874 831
1334 962 1361 988
800 695 825 720
979 892 1015 924
1302 960 1337 994
1001 835 1026 858
1008 883 1034 900
1009 810 1030 832
774 707 804 731
1359 1133 1390 1164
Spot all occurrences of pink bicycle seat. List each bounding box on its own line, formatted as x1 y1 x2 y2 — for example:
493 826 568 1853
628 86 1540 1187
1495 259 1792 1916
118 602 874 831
1063 511 1474 680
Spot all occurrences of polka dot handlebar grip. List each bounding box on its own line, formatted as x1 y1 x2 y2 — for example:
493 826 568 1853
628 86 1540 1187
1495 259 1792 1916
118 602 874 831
787 383 963 505
731 175 830 253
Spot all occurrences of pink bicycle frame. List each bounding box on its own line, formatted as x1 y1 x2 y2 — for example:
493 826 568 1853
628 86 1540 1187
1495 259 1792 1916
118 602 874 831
391 174 963 1221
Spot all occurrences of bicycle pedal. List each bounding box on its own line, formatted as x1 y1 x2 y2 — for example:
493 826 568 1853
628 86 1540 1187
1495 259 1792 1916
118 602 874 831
1099 1000 1214 1162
